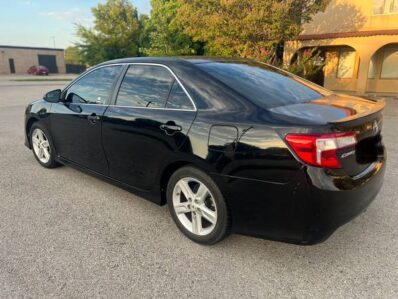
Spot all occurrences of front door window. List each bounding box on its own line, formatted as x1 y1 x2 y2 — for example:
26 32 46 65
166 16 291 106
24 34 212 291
65 65 122 105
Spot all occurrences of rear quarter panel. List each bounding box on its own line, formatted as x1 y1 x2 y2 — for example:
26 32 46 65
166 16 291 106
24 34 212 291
186 111 309 241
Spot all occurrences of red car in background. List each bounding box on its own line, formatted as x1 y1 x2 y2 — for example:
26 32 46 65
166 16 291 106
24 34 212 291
27 65 49 76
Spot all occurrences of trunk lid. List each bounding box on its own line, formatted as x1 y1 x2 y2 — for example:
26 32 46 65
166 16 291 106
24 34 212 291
268 94 385 125
270 94 386 175
327 96 385 176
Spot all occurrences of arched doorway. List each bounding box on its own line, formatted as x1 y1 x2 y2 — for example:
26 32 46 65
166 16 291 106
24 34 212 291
289 45 359 92
367 43 398 94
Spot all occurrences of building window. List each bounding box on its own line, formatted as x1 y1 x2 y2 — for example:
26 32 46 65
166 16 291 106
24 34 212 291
391 0 398 12
373 0 398 14
374 0 386 14
337 49 356 79
368 55 377 79
381 46 398 78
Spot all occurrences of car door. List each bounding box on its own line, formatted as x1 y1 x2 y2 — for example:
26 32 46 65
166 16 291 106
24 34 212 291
50 65 123 175
102 64 197 190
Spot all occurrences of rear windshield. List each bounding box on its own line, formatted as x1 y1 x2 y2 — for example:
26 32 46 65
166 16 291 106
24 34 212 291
197 61 331 109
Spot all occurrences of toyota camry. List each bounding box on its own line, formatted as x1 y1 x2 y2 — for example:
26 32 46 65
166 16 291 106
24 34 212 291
24 57 386 245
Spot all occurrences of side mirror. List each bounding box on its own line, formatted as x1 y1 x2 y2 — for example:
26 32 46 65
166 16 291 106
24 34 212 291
44 89 61 103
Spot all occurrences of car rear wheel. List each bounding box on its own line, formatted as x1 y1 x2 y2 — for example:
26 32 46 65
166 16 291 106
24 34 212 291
167 166 230 245
30 124 58 168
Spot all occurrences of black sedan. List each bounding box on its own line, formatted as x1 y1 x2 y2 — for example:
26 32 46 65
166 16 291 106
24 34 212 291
24 57 386 245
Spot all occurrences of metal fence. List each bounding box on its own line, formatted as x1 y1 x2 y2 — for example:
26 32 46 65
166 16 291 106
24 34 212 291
66 64 87 74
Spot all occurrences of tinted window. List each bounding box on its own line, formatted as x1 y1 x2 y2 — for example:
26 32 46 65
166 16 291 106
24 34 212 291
166 81 194 110
197 62 329 109
65 66 121 105
116 65 175 108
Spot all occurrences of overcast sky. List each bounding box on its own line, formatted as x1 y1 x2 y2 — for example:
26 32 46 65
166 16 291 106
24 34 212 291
0 0 151 49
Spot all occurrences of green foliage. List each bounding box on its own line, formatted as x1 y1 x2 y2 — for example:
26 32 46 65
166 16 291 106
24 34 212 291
287 48 325 81
144 0 202 56
138 14 152 52
64 46 81 64
75 0 330 66
76 0 141 65
176 0 331 64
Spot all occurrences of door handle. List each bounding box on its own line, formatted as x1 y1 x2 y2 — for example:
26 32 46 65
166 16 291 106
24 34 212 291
160 122 182 135
87 113 100 124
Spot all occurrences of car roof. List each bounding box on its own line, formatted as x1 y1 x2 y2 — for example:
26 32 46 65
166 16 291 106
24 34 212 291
99 56 253 66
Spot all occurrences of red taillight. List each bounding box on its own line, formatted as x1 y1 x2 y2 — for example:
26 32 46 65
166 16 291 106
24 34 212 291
285 132 357 168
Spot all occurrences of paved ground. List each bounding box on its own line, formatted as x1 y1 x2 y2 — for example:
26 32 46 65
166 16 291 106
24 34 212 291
0 78 397 298
0 74 76 82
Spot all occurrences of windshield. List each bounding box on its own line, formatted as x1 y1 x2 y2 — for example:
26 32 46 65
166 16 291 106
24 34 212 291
197 61 332 109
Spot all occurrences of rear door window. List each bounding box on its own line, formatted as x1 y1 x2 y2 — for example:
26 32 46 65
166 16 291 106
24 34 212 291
197 61 329 109
116 65 175 108
165 81 194 110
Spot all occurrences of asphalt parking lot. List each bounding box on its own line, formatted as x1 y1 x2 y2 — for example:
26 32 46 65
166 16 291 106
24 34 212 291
0 77 397 298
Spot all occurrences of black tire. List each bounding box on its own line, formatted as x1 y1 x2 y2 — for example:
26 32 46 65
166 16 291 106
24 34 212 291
30 123 59 168
167 166 230 245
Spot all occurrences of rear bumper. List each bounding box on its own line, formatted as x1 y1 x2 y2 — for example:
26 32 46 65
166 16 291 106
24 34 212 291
215 158 386 245
303 159 385 244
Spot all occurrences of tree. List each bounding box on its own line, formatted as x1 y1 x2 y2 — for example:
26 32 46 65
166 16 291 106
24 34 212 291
176 0 330 64
76 0 141 65
144 0 203 56
138 14 152 53
64 46 82 64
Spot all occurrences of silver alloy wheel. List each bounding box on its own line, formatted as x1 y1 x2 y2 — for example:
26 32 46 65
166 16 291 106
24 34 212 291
172 177 217 236
32 128 51 164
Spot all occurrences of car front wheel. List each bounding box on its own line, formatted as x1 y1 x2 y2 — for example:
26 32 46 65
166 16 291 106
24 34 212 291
167 166 230 245
30 123 58 168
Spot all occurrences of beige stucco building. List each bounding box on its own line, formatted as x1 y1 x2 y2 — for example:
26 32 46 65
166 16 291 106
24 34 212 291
0 45 66 74
285 0 398 96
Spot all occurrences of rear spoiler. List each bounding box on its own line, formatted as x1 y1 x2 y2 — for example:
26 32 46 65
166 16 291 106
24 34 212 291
328 99 386 124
